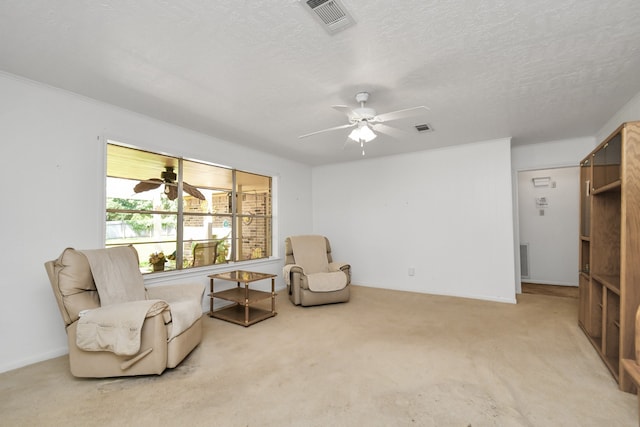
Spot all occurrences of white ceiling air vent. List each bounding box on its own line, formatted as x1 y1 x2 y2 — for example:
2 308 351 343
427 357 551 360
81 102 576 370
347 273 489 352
302 0 355 34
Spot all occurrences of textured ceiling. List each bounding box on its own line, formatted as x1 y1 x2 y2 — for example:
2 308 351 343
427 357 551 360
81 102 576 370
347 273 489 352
1 1 640 165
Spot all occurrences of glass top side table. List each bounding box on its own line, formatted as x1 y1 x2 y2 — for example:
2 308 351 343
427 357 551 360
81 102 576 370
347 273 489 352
208 270 277 327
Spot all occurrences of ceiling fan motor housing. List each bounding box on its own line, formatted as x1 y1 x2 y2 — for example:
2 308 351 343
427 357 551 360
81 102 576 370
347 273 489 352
352 92 375 121
355 92 369 103
352 107 376 121
161 166 177 183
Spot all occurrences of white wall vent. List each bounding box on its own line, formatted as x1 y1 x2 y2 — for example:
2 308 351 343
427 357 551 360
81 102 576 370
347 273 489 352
520 243 530 279
302 0 356 34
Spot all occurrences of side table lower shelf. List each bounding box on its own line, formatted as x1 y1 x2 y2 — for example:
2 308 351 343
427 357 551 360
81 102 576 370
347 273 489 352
211 304 276 326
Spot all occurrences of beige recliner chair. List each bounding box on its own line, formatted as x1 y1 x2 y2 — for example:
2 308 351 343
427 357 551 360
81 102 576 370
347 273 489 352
44 246 204 378
284 235 350 306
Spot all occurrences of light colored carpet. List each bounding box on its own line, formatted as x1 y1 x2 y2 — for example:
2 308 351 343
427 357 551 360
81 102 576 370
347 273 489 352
1 285 636 426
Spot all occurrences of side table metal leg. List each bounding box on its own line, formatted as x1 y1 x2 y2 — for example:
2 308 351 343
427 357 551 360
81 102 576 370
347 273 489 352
271 278 275 314
244 283 249 326
209 278 214 316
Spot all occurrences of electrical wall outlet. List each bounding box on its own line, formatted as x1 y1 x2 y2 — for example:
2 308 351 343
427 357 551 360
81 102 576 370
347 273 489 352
408 267 415 276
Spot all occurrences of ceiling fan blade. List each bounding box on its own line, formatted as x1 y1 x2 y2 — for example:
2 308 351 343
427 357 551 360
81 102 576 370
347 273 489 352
183 182 206 200
133 178 163 193
166 184 178 200
298 122 357 139
332 105 357 119
373 106 429 123
371 123 409 139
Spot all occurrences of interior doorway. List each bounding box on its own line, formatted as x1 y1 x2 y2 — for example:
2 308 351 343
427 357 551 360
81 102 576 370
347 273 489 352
517 166 580 288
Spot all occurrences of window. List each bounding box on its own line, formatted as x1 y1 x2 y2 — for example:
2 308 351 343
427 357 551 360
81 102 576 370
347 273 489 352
106 142 272 273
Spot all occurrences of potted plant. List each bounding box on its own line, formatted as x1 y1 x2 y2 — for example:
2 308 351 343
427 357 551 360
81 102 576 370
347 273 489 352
149 252 167 272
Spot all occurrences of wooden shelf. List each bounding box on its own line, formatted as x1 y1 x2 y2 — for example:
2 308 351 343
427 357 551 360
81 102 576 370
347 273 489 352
592 180 621 194
592 273 621 295
578 121 640 394
622 359 640 392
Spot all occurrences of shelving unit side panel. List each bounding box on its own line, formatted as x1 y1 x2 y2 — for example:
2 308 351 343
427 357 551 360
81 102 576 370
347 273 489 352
578 274 589 327
619 122 640 379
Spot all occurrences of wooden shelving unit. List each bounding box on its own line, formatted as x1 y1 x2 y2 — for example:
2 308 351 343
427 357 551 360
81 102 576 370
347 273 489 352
578 121 640 393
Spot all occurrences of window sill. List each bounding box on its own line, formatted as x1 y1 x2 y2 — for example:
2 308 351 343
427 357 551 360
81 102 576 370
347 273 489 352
143 257 283 285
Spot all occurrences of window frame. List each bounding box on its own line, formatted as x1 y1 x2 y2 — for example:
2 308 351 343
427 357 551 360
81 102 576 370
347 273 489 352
105 141 273 273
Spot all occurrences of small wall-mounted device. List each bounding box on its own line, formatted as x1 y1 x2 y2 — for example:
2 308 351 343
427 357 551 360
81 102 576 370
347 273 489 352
532 177 551 187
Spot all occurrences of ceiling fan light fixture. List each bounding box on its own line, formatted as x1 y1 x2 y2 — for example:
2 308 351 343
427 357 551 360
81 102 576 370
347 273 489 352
348 123 377 143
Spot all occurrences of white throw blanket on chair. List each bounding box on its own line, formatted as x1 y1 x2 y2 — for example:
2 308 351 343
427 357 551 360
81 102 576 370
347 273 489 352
77 246 201 354
81 246 147 305
76 300 169 356
285 235 347 292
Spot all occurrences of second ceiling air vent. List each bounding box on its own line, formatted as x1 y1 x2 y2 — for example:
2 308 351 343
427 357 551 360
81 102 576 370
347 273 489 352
302 0 355 34
415 123 433 132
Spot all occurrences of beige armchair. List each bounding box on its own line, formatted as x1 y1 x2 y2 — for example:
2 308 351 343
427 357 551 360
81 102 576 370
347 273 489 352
44 246 204 378
284 235 350 306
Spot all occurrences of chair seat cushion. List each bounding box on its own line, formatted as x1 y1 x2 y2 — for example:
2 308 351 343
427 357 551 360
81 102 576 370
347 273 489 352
307 271 348 292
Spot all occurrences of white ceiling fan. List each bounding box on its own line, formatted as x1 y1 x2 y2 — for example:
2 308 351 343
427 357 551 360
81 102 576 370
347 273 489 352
299 92 429 155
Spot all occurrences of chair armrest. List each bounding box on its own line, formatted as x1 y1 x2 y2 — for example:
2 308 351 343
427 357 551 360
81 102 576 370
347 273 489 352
287 264 305 274
146 283 205 303
329 262 350 272
329 262 350 286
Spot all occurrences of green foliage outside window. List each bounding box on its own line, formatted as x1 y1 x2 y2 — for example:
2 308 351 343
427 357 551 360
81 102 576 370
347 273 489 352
106 198 153 235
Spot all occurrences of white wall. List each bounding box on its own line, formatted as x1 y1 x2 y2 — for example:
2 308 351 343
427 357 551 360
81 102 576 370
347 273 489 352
511 137 596 171
0 72 314 373
597 91 640 143
517 167 580 286
312 138 517 304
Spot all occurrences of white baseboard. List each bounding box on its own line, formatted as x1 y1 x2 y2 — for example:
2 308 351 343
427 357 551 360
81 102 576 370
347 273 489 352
353 283 517 304
0 347 68 374
523 279 578 287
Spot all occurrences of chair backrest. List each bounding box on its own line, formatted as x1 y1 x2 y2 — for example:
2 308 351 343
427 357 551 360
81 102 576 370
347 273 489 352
81 246 146 306
192 241 219 267
285 235 334 267
45 248 100 326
